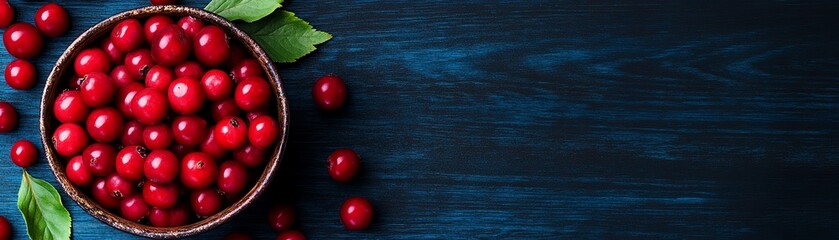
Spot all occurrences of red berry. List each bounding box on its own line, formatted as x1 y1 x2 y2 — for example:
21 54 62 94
82 143 116 177
171 115 207 146
190 187 222 217
5 59 37 90
151 25 190 66
3 23 43 59
234 76 270 111
111 19 143 52
101 39 125 65
193 25 229 67
0 102 15 132
177 16 204 38
52 123 88 157
120 195 150 222
144 149 179 183
92 178 121 209
312 74 347 110
168 77 205 114
180 152 217 189
245 108 269 122
115 146 148 181
215 117 247 150
131 88 169 125
174 61 203 79
268 204 296 231
225 44 247 69
34 3 70 37
210 98 241 121
148 204 190 227
80 72 115 107
53 90 88 123
169 142 195 159
340 197 373 231
217 161 247 194
74 48 111 76
145 65 175 92
144 15 174 43
120 120 145 146
328 148 361 183
117 82 144 119
231 59 262 82
143 123 173 150
105 173 135 199
10 139 37 168
0 1 13 28
86 107 124 142
225 232 253 240
233 144 265 168
110 65 137 89
66 155 93 186
200 128 227 159
124 49 154 79
276 230 306 240
201 69 233 101
248 115 279 149
143 181 179 209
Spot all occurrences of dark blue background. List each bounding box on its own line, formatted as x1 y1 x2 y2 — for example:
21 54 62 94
0 0 837 239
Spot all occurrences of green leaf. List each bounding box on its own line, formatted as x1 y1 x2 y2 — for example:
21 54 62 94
205 0 283 23
18 170 71 240
239 10 332 63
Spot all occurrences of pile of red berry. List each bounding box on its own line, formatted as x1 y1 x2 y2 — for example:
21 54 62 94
49 12 280 226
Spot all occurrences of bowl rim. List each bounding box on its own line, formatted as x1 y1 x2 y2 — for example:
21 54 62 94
39 5 289 239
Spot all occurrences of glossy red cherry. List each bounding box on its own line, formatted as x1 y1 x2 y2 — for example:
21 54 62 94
210 98 241 121
105 173 135 199
10 139 37 168
168 77 205 114
34 3 70 37
124 49 154 79
312 74 347 110
143 181 179 209
53 90 88 123
74 48 111 76
144 15 174 43
215 117 247 150
111 18 143 52
115 146 148 181
171 115 207 146
231 59 262 82
52 123 88 157
80 72 115 107
234 76 270 111
180 152 217 189
148 204 190 227
145 65 175 91
276 230 306 240
131 88 169 125
110 65 137 89
66 155 92 186
177 16 204 38
268 204 296 231
200 129 227 159
3 23 43 59
169 142 194 159
190 187 222 217
328 148 361 183
201 69 233 101
82 143 116 177
340 196 373 231
0 102 15 132
120 120 145 146
0 0 13 28
86 107 124 142
217 161 247 194
175 61 203 79
224 44 247 69
101 39 125 65
246 108 269 122
5 59 37 90
233 144 265 168
249 115 279 149
225 232 253 240
92 178 121 209
151 25 190 66
144 149 179 183
193 25 229 66
120 195 150 222
143 123 173 150
117 82 144 119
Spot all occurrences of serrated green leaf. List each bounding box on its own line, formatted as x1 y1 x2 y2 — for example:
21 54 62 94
18 170 71 240
205 0 283 23
238 10 332 63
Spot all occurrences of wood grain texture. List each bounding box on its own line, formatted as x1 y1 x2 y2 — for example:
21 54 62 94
0 0 837 239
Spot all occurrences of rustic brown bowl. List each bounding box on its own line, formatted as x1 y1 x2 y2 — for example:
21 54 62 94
39 6 289 239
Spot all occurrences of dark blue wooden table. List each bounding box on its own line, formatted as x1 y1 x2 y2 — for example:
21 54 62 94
1 0 838 239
